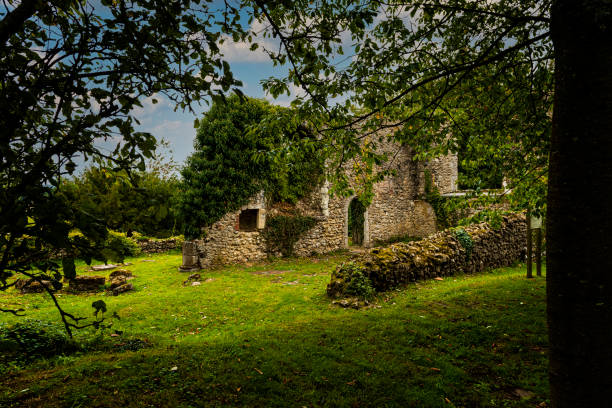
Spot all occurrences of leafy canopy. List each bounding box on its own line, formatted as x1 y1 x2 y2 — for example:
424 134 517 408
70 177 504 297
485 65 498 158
60 165 182 238
241 0 552 214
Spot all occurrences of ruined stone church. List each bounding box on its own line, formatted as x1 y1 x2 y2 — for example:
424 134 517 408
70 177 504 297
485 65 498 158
182 136 458 269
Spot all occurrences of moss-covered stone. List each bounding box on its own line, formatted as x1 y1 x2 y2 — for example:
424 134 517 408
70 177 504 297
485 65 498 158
327 213 526 297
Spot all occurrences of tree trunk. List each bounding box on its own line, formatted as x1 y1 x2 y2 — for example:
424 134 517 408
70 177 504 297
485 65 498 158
548 1 612 406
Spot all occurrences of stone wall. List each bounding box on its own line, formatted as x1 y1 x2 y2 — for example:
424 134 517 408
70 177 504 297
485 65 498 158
137 237 183 254
292 194 346 257
190 137 457 269
427 154 459 194
327 213 526 297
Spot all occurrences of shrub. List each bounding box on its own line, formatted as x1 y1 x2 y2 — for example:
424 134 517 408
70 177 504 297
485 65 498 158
102 230 141 263
262 214 317 257
0 320 77 362
343 263 376 300
454 228 474 261
458 209 508 229
327 261 375 300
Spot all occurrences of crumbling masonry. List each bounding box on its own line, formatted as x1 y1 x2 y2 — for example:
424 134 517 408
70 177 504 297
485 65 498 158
181 136 458 269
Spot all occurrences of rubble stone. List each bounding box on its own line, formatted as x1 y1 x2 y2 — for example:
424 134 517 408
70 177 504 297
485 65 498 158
327 213 526 297
189 136 456 268
69 276 106 292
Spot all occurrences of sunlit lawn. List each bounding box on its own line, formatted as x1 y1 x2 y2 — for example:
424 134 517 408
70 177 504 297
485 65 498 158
0 251 548 407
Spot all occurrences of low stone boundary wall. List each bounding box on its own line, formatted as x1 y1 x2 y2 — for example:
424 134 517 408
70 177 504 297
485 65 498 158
136 237 183 254
327 213 526 297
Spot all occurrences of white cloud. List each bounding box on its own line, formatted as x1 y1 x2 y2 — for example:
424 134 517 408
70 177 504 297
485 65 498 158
148 118 198 163
131 93 169 123
219 18 279 63
264 82 307 107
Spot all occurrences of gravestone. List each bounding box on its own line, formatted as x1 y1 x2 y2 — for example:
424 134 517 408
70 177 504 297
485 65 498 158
179 241 200 272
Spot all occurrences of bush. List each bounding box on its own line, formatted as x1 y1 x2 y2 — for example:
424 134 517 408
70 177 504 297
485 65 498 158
458 209 508 229
102 231 141 263
454 228 474 261
261 214 317 257
343 264 376 300
0 320 77 362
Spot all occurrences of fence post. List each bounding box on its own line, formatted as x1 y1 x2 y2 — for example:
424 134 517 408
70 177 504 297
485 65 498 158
535 227 542 277
526 210 533 279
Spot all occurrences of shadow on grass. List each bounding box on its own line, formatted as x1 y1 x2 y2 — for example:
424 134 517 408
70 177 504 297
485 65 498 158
2 269 548 408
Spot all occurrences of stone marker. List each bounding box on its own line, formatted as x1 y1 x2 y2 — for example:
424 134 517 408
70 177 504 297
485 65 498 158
14 279 55 294
109 275 128 290
91 264 118 271
179 241 200 272
109 269 133 280
112 282 133 296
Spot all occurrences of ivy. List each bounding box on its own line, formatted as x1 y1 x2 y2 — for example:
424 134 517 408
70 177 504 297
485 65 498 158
424 169 453 229
328 261 375 300
454 228 474 262
261 213 318 257
178 95 324 239
342 263 375 300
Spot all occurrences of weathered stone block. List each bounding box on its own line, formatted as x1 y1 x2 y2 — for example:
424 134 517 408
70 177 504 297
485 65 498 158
109 269 132 279
112 282 133 296
15 279 55 294
69 276 105 292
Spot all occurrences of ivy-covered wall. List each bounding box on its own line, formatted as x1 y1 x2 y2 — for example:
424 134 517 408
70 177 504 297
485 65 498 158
327 213 526 297
188 134 458 269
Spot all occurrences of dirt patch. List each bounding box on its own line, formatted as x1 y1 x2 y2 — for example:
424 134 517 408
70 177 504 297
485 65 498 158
250 270 293 276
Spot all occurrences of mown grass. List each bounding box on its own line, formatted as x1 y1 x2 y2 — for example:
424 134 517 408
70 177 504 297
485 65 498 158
0 251 548 407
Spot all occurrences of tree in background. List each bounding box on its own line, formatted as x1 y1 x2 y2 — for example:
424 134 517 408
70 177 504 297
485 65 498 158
0 0 246 335
60 165 182 238
178 94 323 239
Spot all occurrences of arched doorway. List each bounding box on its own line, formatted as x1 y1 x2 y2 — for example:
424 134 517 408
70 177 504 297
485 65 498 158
348 197 366 246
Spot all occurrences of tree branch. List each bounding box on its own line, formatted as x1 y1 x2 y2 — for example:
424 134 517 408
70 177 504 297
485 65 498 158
0 0 43 45
329 30 550 131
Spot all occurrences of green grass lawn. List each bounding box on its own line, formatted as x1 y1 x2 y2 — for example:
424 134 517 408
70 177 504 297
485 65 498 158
0 251 548 407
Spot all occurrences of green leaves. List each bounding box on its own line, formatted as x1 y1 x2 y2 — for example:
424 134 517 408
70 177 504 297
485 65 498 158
61 258 76 281
178 94 324 239
60 164 182 238
1 0 246 334
253 0 551 215
92 300 107 318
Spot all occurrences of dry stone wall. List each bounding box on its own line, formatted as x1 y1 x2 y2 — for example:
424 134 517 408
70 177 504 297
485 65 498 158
327 213 526 297
137 237 183 254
